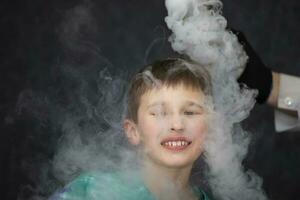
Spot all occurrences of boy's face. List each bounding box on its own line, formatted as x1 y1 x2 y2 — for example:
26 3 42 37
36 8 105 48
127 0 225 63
124 84 208 169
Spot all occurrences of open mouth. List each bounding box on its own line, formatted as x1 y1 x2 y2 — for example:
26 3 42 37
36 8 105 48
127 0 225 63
160 137 192 151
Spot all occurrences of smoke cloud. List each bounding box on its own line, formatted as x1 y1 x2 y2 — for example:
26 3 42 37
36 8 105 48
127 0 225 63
15 2 138 199
16 0 269 199
165 0 267 199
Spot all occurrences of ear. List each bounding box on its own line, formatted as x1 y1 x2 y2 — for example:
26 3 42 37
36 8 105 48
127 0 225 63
123 119 140 145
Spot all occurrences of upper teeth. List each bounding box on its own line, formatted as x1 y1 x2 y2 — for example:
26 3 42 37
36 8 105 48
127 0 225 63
163 141 189 147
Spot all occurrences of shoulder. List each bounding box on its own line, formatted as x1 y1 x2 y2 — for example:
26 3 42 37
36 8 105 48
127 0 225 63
48 171 120 200
48 171 152 200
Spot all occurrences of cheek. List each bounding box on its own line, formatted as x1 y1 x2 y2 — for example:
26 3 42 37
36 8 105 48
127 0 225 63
138 116 165 140
186 117 207 138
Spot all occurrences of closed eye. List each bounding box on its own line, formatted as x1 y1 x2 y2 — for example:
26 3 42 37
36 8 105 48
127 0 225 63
150 111 167 116
184 111 198 115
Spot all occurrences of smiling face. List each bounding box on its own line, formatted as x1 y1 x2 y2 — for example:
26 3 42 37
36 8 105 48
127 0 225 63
124 84 208 169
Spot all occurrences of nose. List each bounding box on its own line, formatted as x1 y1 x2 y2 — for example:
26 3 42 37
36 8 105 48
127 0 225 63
170 114 184 132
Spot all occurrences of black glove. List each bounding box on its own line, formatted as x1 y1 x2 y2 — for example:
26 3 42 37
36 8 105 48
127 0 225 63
232 29 273 104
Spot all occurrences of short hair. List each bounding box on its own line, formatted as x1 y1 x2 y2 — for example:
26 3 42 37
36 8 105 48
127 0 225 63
126 58 212 122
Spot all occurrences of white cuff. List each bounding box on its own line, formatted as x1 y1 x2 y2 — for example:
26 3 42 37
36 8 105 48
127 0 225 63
274 73 300 132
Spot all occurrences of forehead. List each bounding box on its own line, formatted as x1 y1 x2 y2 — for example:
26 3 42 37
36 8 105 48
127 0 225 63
139 84 205 107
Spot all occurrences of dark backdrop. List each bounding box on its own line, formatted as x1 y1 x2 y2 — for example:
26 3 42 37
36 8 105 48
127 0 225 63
0 0 299 199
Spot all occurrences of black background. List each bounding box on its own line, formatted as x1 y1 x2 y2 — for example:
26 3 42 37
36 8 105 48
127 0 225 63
0 0 299 199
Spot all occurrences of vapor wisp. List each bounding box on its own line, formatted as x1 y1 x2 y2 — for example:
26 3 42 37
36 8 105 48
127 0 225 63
165 0 268 199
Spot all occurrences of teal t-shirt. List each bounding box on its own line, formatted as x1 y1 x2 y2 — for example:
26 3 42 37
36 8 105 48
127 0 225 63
49 171 210 200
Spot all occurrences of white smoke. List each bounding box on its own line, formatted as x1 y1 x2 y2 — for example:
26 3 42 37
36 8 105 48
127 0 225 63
15 3 140 199
165 0 267 199
16 1 269 199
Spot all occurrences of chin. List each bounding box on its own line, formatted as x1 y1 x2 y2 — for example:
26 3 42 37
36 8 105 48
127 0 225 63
162 159 194 169
157 154 197 169
161 148 202 168
143 145 202 169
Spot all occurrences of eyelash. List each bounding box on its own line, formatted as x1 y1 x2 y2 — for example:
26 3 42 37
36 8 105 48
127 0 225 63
184 111 193 115
150 111 167 116
150 111 201 116
184 111 200 115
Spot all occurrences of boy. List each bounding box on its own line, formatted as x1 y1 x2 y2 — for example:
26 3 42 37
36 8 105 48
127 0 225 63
50 58 212 200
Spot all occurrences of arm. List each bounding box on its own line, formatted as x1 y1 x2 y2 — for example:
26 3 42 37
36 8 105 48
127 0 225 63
233 30 300 132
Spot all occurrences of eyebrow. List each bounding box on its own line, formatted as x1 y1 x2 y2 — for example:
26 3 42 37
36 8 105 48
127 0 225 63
147 101 203 109
185 101 204 109
147 102 165 109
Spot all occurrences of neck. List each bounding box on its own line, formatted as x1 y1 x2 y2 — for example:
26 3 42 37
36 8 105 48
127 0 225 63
141 160 196 200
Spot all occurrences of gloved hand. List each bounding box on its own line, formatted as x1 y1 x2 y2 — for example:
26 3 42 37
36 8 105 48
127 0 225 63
231 29 273 104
